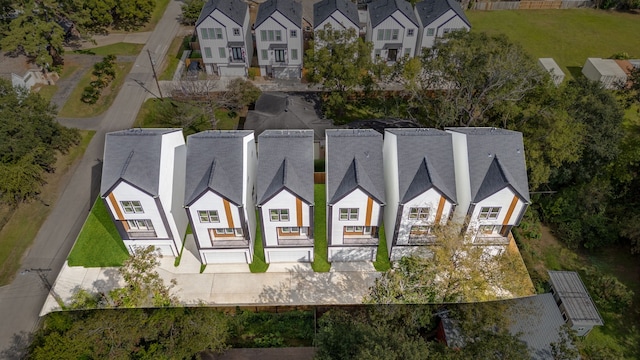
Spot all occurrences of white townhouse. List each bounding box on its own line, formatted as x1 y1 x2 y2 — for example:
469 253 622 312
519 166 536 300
366 0 420 63
415 0 471 51
195 0 253 76
313 0 360 35
255 0 304 79
326 129 385 262
383 129 457 261
257 130 315 263
100 129 188 257
184 131 257 264
447 128 530 245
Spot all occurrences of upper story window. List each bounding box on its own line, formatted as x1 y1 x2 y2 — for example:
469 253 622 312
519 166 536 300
290 29 297 38
408 207 429 220
391 29 399 40
270 209 289 221
121 201 144 214
426 28 435 37
200 28 223 40
233 28 240 36
376 29 399 41
407 28 414 37
198 210 219 223
260 30 282 42
275 30 282 41
478 206 501 220
443 28 451 35
339 208 358 221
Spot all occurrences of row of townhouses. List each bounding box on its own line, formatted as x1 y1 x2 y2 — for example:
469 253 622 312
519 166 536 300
195 0 470 78
100 127 530 265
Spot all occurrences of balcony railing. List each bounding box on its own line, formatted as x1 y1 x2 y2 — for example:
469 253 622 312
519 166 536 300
343 237 378 245
229 56 245 64
277 237 313 246
127 230 157 239
211 238 249 247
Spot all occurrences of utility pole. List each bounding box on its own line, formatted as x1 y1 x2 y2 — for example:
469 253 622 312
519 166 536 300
23 268 64 307
147 49 164 99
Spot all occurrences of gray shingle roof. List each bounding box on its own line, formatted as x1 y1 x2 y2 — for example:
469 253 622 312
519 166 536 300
415 0 470 29
101 129 181 197
313 0 359 29
255 0 302 28
447 127 530 203
196 0 248 27
548 271 604 327
386 128 456 205
368 0 419 28
326 129 385 204
184 130 253 206
257 130 314 205
508 294 574 360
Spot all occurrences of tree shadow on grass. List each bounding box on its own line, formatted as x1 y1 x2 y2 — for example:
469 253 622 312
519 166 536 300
566 66 584 80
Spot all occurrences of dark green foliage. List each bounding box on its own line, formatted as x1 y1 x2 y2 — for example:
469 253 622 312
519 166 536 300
81 55 117 103
180 0 205 25
314 159 325 172
0 78 79 205
81 86 100 104
582 267 634 313
230 310 314 347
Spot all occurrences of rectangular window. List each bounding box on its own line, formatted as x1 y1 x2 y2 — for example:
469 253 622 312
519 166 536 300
270 209 289 221
384 29 391 41
407 28 414 37
344 226 371 234
478 207 501 220
260 30 267 41
218 47 225 58
200 28 209 40
215 28 223 39
204 47 212 58
443 28 451 35
377 29 383 41
208 28 216 39
121 201 144 214
409 207 429 220
268 30 274 41
127 219 154 231
392 29 399 40
427 28 435 36
410 225 432 236
479 225 502 235
275 30 282 41
233 28 240 36
274 49 285 62
404 48 411 56
261 49 268 60
198 210 219 223
374 49 381 58
339 208 358 221
291 49 298 60
290 29 297 38
232 47 243 60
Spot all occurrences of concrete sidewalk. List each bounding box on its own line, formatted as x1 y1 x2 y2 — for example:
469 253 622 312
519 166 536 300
41 236 380 315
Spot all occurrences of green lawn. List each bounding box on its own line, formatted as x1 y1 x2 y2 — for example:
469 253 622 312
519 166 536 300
159 36 189 80
249 213 269 273
312 184 330 272
215 108 239 130
373 224 391 271
0 131 95 285
67 198 129 267
73 43 144 56
58 60 134 118
141 0 171 32
467 9 640 79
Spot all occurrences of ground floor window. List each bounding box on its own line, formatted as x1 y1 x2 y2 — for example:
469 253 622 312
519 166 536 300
274 49 286 63
278 227 309 237
478 225 502 236
408 225 434 244
127 219 154 231
344 226 372 235
209 228 243 238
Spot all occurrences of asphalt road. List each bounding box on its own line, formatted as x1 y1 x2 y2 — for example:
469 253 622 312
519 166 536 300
0 1 182 357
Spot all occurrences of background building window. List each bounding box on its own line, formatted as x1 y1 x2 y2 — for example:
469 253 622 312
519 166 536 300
290 29 297 37
204 47 212 58
407 29 414 37
427 28 435 36
291 49 298 60
218 47 226 58
261 49 268 60
233 28 240 36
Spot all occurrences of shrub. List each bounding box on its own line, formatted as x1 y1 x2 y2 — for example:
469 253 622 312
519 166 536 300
81 86 100 104
582 267 634 313
248 67 260 80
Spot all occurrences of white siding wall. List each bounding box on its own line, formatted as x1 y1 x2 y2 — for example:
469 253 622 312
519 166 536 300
419 12 469 50
395 189 453 246
188 191 242 248
449 131 471 224
382 132 399 256
243 134 258 255
255 13 302 78
316 12 359 32
159 131 187 251
329 189 381 245
243 7 253 68
369 12 418 63
260 189 311 247
467 187 525 240
197 9 250 75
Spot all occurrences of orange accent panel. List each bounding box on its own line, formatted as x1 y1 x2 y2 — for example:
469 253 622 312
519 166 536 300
365 197 373 226
108 193 128 231
224 200 234 228
296 198 303 227
434 196 446 224
503 196 519 225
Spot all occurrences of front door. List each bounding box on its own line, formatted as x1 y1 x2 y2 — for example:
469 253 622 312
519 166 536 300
387 49 398 62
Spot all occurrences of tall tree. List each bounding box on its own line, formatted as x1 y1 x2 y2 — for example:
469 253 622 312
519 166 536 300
180 0 205 25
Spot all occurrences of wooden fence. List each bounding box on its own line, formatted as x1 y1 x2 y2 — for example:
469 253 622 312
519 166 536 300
471 0 592 10
314 172 326 184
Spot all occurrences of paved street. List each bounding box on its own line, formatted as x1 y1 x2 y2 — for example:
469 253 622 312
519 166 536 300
0 1 182 356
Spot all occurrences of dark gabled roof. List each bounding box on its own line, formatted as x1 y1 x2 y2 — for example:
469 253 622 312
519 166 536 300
196 0 248 27
257 130 314 205
326 129 385 204
447 127 530 204
255 0 302 28
415 0 470 29
101 129 181 197
368 0 420 28
386 128 456 205
184 130 253 206
313 0 359 29
548 271 604 327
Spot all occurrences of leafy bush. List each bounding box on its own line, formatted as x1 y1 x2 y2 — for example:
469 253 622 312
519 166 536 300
81 86 100 104
253 333 284 348
248 67 261 80
582 267 634 313
314 159 325 172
